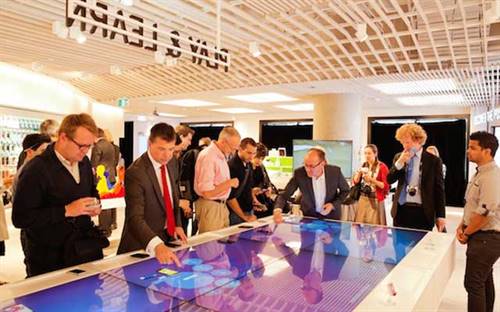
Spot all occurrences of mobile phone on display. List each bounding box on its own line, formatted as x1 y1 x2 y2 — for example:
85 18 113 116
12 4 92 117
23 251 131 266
238 225 253 229
68 268 85 275
158 268 179 276
131 253 150 259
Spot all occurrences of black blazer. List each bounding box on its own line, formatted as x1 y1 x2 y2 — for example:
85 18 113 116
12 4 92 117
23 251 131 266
12 143 98 248
387 150 445 223
274 165 349 220
117 153 182 254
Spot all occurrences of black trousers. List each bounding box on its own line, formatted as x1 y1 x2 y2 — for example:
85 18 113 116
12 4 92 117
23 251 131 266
25 240 66 277
465 231 500 312
394 203 434 231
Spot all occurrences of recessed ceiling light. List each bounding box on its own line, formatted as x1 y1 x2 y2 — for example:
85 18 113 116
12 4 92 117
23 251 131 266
397 94 464 106
156 99 219 107
369 79 457 95
275 103 314 111
249 41 261 57
226 93 297 103
76 34 87 44
120 0 134 6
157 112 186 118
211 108 262 114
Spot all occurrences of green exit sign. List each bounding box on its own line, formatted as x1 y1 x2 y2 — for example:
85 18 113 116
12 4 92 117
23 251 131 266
117 97 128 108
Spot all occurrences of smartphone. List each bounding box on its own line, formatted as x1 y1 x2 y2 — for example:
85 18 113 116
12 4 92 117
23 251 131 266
165 241 181 248
68 268 85 275
238 225 253 229
158 268 179 276
131 253 149 259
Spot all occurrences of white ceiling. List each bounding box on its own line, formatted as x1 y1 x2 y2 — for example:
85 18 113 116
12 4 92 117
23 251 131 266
1 0 500 119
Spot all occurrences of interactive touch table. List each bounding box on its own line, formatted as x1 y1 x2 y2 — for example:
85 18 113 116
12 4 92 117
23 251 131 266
0 216 455 311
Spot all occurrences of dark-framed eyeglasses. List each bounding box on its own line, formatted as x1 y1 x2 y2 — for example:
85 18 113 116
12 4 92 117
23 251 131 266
304 161 323 169
69 136 93 150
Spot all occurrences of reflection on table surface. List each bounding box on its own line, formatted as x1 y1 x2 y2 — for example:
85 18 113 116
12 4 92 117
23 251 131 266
0 218 426 312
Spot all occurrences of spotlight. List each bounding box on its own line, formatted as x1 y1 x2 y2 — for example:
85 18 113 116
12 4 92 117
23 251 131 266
76 33 87 44
110 65 122 75
31 62 43 72
249 41 261 57
51 21 68 39
355 23 368 42
120 0 134 6
165 58 177 67
69 25 82 39
154 51 166 64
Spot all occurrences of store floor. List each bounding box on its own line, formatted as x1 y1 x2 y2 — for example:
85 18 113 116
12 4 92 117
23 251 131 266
1 205 498 311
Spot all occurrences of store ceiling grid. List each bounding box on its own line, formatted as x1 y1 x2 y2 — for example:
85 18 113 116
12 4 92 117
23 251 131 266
1 0 499 116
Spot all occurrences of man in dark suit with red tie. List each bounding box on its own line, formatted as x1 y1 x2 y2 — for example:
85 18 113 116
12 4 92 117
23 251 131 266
117 123 187 265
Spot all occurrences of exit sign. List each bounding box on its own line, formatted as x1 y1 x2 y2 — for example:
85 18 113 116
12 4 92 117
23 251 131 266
117 97 128 108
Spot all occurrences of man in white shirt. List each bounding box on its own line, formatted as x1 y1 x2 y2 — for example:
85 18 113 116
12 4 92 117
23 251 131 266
117 123 187 266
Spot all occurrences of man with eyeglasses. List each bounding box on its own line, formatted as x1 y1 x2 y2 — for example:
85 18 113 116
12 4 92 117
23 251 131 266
194 126 241 233
13 113 106 277
273 147 349 223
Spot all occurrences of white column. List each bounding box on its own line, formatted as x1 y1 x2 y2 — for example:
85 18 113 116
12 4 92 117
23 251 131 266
313 93 363 172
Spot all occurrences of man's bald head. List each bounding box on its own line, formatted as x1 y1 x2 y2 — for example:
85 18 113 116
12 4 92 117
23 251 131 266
304 147 327 178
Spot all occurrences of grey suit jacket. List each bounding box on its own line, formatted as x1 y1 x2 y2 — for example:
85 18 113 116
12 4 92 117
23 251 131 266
117 153 182 254
274 165 350 220
91 139 118 183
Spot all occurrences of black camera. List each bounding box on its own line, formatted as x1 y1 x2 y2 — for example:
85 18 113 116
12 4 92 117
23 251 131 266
360 183 372 195
407 186 418 196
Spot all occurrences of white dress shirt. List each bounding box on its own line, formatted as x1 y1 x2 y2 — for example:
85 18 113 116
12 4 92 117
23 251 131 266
312 172 326 213
54 149 80 184
145 151 175 256
311 230 325 277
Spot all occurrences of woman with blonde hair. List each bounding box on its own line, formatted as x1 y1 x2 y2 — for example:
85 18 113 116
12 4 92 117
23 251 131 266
353 144 390 225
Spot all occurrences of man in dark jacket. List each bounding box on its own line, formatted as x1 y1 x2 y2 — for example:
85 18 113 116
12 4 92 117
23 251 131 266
273 147 350 223
117 123 187 266
13 113 105 277
387 123 446 231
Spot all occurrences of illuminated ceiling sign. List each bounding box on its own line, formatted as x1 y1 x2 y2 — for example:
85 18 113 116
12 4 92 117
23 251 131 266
473 108 500 125
65 0 230 72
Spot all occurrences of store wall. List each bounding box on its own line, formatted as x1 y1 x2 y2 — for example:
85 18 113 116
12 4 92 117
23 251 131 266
183 113 312 142
183 105 470 161
127 117 181 160
91 103 125 141
0 62 125 141
0 62 89 115
364 105 472 183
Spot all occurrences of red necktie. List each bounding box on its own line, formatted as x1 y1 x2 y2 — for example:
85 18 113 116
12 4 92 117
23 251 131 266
160 165 176 236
